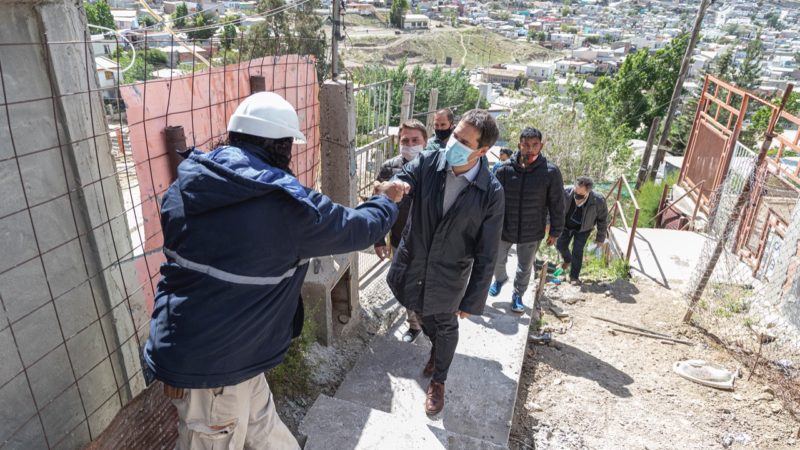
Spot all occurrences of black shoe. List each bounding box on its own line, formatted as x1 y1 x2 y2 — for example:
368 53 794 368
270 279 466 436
402 328 422 343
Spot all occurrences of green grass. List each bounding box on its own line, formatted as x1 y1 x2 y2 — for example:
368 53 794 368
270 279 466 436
266 310 318 398
343 13 386 27
629 172 679 228
344 27 554 68
580 254 631 281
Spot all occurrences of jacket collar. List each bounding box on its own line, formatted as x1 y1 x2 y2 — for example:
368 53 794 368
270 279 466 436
511 152 546 172
434 150 492 191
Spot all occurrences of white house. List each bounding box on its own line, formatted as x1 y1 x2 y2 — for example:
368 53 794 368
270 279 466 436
526 61 555 80
95 56 119 99
111 9 138 30
403 14 429 30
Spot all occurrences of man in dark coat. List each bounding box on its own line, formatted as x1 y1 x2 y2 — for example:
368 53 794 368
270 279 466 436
387 109 505 415
558 177 609 284
144 92 408 449
375 119 428 342
425 108 455 151
490 127 565 313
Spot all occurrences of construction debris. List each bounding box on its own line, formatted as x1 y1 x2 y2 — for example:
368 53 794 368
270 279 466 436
673 360 736 390
592 315 693 345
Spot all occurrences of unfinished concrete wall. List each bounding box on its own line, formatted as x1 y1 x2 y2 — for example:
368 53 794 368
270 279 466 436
0 1 146 448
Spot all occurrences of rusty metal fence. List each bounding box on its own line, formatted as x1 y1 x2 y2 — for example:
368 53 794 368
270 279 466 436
0 30 320 449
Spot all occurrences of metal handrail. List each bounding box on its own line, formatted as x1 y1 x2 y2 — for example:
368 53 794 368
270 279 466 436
654 180 705 222
604 175 640 262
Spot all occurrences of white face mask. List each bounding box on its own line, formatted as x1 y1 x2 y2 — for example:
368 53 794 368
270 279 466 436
400 145 424 161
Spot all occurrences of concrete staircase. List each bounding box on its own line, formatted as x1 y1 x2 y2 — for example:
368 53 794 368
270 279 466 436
299 256 529 449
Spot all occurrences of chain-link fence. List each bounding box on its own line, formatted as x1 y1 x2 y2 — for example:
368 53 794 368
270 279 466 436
683 141 800 420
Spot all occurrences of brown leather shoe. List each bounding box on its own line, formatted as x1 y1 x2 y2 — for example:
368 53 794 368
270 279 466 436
423 350 435 377
425 381 445 415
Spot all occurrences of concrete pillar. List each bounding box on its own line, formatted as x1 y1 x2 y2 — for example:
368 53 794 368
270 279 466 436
0 1 144 448
301 80 360 345
399 83 415 123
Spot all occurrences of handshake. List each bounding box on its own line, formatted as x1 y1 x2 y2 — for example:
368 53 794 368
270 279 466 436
373 180 411 203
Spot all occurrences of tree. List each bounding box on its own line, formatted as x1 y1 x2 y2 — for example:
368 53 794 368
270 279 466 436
584 36 601 45
715 46 735 81
765 12 783 30
794 52 800 66
186 13 218 41
111 48 168 83
669 92 698 155
138 14 158 28
739 92 800 149
85 0 115 30
173 2 189 29
220 16 239 52
732 35 762 89
390 0 409 29
245 0 328 83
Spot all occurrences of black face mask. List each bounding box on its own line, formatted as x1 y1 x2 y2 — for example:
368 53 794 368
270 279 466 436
574 193 586 200
435 128 453 142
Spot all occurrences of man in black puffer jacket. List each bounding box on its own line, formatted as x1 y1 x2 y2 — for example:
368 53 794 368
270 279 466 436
489 127 565 313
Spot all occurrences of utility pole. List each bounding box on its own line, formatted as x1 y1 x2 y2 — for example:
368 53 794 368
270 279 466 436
636 116 661 190
331 0 342 79
650 0 714 181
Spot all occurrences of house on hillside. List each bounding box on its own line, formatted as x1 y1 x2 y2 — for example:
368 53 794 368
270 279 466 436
111 9 138 30
526 61 555 81
403 14 429 30
95 56 120 100
483 68 525 89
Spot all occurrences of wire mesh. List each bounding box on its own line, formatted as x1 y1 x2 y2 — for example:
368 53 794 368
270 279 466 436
0 32 320 449
352 80 393 279
684 141 800 419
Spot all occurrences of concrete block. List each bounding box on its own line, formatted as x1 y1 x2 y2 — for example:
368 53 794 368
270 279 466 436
0 158 26 217
300 394 508 450
39 385 86 447
30 196 79 253
54 281 98 339
41 239 88 299
0 108 12 161
87 393 121 439
301 254 358 346
0 373 38 445
78 358 118 414
0 211 39 274
66 321 106 379
27 344 75 407
51 421 89 450
0 258 50 322
0 326 23 388
110 339 146 402
11 302 62 367
0 30 50 105
7 98 60 157
18 147 68 206
1 413 48 450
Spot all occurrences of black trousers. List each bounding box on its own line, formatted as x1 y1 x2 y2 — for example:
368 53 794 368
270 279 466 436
556 228 592 280
420 312 459 384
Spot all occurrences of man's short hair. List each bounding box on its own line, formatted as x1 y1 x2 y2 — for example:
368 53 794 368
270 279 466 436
576 176 594 189
520 127 543 142
399 119 428 142
499 148 513 157
435 108 455 125
460 109 499 149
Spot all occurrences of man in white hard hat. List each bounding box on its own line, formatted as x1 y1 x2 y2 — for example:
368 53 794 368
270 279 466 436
144 92 409 449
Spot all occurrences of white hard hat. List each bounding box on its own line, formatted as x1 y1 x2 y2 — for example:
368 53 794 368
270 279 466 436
227 92 306 144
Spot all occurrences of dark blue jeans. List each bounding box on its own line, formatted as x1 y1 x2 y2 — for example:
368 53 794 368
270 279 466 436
556 228 592 281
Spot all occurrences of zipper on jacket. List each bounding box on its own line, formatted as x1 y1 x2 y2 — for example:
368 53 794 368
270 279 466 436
517 170 526 242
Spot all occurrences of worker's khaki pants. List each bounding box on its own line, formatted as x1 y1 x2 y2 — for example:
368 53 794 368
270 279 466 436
171 374 299 450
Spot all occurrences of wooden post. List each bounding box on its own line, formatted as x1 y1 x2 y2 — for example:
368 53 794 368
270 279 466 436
400 83 415 122
116 127 125 156
636 116 661 190
250 75 266 93
656 183 670 228
426 88 439 134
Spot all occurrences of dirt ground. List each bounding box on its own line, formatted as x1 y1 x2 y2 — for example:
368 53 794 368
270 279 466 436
510 279 800 450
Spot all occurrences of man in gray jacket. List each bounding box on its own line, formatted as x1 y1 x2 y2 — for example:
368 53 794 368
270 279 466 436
557 177 609 284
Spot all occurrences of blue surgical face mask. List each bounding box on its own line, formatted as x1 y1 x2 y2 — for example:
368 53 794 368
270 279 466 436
445 136 475 167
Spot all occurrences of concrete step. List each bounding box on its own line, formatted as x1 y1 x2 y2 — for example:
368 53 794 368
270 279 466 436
330 256 531 447
299 394 508 450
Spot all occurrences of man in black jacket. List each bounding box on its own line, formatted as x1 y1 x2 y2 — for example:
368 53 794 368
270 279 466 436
375 119 428 342
558 177 609 284
388 109 504 416
489 127 565 313
425 108 455 151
